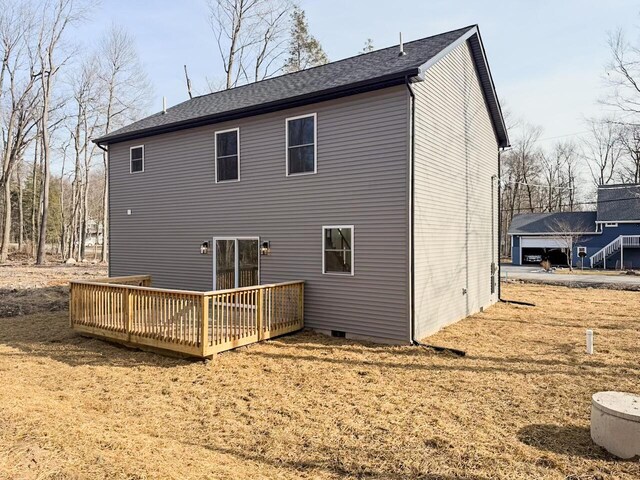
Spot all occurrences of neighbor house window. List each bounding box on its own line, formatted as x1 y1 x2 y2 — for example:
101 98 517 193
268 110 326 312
286 113 316 175
604 222 618 227
215 128 240 182
130 146 144 173
323 226 353 275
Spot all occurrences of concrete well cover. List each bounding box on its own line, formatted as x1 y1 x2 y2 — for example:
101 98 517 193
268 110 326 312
591 391 640 459
592 391 640 422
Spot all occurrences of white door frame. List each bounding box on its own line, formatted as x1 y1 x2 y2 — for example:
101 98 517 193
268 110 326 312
212 236 260 290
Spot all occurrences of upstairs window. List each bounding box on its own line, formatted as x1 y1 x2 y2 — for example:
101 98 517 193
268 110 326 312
286 113 316 175
323 226 354 275
604 222 618 227
130 146 144 173
215 128 240 182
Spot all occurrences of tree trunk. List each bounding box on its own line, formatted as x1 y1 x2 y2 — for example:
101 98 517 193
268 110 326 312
17 163 24 251
0 179 11 263
36 118 50 265
30 158 38 256
80 177 88 261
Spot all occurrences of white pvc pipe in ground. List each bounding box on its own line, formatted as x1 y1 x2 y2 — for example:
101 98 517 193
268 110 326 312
586 329 594 354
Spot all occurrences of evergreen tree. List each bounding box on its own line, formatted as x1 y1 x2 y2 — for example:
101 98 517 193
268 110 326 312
283 7 328 73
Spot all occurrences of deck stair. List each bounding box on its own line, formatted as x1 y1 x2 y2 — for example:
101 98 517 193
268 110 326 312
590 235 640 268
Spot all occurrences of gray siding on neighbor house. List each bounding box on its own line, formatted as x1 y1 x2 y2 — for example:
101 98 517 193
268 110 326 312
109 87 410 342
412 41 499 339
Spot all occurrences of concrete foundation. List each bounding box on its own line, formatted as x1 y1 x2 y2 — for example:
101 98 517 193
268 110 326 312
591 391 640 459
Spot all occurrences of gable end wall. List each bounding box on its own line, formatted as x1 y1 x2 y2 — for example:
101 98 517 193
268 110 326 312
412 41 499 339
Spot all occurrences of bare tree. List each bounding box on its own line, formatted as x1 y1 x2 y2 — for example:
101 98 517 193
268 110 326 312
550 219 588 271
97 24 151 263
539 141 579 212
67 55 101 261
35 0 85 265
618 124 640 183
501 123 543 217
210 0 258 89
604 28 640 117
250 0 291 82
583 118 622 187
208 0 292 90
0 1 40 263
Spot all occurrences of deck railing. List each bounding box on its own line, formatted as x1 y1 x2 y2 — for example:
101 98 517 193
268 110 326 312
69 275 304 357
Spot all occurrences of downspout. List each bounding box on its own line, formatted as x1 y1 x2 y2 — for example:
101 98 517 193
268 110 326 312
95 142 111 277
405 76 465 356
497 148 502 301
405 76 416 345
401 75 469 357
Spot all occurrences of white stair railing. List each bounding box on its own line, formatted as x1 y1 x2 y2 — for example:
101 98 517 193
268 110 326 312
590 236 622 268
590 235 640 268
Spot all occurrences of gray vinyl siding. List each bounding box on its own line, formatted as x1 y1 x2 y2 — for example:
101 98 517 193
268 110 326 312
109 87 410 342
412 41 499 339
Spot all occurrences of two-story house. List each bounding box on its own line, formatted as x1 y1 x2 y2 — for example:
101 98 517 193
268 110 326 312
508 183 640 269
94 25 509 345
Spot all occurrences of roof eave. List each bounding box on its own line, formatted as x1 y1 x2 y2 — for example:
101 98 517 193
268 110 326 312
94 69 421 146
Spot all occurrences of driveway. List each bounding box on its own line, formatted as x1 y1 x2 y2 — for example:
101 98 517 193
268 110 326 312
501 264 640 290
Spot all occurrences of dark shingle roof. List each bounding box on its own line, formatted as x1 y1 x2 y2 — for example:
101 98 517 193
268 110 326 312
95 25 508 147
596 184 640 222
508 212 598 235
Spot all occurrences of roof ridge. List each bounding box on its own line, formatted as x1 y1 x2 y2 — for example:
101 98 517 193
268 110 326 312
182 25 476 105
95 23 512 147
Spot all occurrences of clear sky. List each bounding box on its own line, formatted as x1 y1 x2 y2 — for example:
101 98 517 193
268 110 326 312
74 0 640 149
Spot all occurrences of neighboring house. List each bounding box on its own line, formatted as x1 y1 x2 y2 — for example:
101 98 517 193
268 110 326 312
93 25 509 345
508 184 640 269
85 220 103 247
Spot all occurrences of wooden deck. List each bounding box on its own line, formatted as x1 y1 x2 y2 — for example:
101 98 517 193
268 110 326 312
69 276 304 357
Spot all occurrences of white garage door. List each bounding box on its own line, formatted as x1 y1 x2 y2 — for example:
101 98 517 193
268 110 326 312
521 237 566 248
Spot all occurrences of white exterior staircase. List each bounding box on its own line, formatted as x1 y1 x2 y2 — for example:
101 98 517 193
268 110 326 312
590 235 640 268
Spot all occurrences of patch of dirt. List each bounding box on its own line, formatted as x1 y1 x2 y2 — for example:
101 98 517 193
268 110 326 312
0 282 639 479
0 263 107 316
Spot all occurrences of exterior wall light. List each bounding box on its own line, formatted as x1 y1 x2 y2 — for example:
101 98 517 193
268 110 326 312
200 241 210 254
260 241 271 255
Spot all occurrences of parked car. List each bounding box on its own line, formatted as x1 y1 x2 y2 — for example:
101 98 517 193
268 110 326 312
524 254 542 263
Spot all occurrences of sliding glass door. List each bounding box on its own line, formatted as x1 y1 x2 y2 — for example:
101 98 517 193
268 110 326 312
213 238 259 290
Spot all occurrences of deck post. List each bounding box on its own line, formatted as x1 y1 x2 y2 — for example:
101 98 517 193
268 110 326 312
69 283 74 327
201 295 209 357
299 283 304 327
257 288 264 341
621 242 624 270
124 287 132 341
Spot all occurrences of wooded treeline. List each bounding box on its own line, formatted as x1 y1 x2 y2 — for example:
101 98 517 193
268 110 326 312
0 0 331 265
0 0 150 264
500 24 640 256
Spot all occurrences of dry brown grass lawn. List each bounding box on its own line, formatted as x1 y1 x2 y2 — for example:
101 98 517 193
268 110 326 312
1 275 639 479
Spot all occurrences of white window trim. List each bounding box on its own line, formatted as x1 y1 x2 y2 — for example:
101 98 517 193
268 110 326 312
604 222 618 227
129 145 144 174
285 112 317 177
322 225 354 276
215 128 240 183
577 246 587 254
